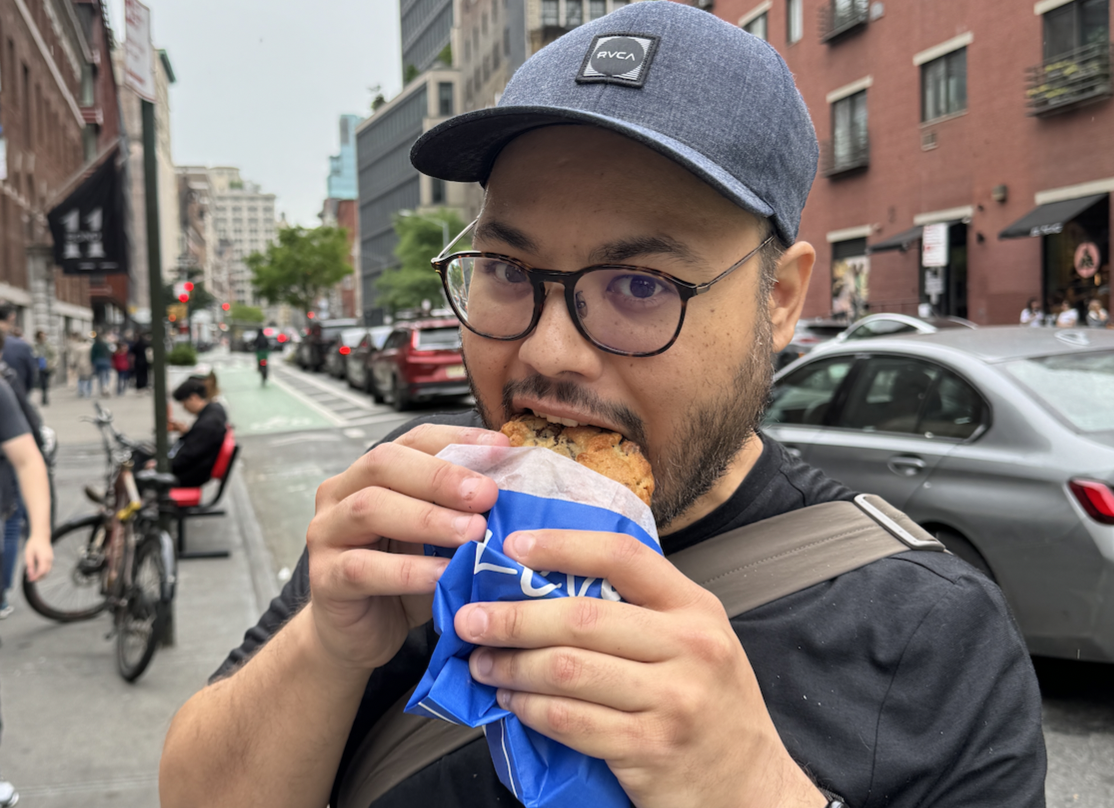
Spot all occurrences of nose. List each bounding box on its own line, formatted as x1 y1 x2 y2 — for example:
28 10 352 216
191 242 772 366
516 282 603 380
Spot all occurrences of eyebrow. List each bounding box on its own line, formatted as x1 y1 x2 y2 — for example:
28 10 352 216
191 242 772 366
475 219 704 268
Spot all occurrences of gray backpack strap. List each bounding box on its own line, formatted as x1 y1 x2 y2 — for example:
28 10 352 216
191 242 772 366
336 494 943 808
669 494 944 615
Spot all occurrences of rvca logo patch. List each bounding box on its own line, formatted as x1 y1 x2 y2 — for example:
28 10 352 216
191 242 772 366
577 33 660 88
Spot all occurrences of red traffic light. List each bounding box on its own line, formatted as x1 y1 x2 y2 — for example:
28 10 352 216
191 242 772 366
168 314 176 322
307 311 315 319
221 302 231 311
277 334 288 343
183 282 194 292
178 293 189 303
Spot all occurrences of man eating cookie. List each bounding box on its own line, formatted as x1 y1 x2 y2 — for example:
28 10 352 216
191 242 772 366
160 4 1046 807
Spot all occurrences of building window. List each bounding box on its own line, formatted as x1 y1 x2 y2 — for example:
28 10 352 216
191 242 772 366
504 26 511 55
589 0 606 20
743 13 768 40
1043 0 1109 60
438 82 454 116
431 178 445 204
567 0 583 27
611 0 629 7
81 64 95 106
542 0 559 25
492 41 501 69
921 48 967 121
824 90 869 175
787 0 803 43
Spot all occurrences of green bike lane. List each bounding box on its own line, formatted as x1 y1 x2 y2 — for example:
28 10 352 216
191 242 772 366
214 355 335 436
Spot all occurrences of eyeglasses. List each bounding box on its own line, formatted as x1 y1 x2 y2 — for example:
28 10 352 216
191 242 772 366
431 219 773 357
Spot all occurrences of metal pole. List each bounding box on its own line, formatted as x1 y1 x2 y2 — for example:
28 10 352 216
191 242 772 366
142 100 169 474
143 99 175 645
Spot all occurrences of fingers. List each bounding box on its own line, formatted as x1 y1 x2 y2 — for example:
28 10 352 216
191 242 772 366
495 689 640 762
312 484 489 551
325 547 450 603
317 427 506 514
470 646 658 712
501 530 710 611
455 597 673 661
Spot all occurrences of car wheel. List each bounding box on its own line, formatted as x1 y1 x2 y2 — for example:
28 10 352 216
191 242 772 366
367 373 384 404
392 376 411 412
934 528 996 582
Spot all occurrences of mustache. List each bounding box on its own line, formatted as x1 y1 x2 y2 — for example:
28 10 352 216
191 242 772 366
501 375 647 447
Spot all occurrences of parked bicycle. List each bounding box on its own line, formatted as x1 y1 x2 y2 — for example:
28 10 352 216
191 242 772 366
22 403 177 683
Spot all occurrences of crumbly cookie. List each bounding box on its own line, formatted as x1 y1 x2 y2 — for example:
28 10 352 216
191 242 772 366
501 414 655 507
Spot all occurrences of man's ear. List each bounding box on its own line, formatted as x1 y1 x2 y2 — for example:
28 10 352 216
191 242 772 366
768 241 815 353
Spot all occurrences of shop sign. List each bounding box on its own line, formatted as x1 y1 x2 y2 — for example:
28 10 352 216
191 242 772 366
922 223 949 267
124 0 156 103
1074 242 1100 279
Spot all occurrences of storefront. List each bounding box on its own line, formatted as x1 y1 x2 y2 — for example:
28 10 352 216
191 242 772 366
999 193 1109 325
866 219 969 318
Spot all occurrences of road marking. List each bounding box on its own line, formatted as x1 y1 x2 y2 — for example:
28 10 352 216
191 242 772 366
274 366 380 410
269 432 344 447
267 371 349 426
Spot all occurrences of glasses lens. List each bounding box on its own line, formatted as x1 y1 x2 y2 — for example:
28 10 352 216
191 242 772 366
446 255 536 338
574 269 683 354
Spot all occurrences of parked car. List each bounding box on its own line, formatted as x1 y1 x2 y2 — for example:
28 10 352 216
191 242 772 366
763 325 1114 662
346 326 393 392
812 312 976 354
368 319 468 411
775 318 848 370
296 317 360 371
324 328 369 379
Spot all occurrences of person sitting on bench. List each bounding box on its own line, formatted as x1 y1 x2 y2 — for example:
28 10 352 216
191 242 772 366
166 374 228 487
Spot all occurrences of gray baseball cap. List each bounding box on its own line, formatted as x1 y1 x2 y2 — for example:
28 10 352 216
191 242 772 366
410 1 818 244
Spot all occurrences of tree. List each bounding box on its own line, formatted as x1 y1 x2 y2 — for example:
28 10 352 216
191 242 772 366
376 209 467 314
229 303 264 324
247 225 352 316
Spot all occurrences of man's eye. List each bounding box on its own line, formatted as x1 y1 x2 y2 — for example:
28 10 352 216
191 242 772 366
481 259 528 284
609 273 669 299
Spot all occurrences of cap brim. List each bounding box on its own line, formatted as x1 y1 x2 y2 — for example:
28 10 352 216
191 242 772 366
411 106 776 229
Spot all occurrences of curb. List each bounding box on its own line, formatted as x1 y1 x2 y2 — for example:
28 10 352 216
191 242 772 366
229 469 281 613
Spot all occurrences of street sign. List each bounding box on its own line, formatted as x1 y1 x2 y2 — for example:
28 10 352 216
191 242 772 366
922 223 949 268
124 0 156 103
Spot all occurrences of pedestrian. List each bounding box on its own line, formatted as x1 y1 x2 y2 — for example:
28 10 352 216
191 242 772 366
131 332 151 392
113 342 132 395
0 303 36 394
0 330 54 808
32 330 58 406
160 6 1046 807
90 332 112 397
1055 298 1079 328
1020 297 1043 326
74 334 94 398
1086 299 1109 328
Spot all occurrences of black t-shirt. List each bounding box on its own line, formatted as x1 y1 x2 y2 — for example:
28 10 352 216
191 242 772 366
214 410 1046 808
0 374 32 519
169 401 228 487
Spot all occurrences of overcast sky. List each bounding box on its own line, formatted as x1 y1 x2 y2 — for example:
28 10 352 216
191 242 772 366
107 0 402 227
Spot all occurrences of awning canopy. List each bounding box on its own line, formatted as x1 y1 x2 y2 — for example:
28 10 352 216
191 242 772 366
866 226 923 254
998 193 1107 240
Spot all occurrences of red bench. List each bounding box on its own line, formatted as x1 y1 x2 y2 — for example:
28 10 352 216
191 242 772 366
166 428 239 559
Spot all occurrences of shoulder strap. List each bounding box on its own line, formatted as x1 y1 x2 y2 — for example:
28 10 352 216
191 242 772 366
335 494 944 808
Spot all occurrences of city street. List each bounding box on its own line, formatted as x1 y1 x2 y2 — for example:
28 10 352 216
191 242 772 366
0 350 1109 805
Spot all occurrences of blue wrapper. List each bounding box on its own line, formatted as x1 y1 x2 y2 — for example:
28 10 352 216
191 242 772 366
405 444 660 808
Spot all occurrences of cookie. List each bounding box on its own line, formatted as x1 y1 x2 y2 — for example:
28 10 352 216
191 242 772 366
501 414 654 507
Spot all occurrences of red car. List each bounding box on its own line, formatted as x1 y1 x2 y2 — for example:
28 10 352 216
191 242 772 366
368 319 468 411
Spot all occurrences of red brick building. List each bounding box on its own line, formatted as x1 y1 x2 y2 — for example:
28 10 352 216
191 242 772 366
0 0 121 338
711 0 1112 325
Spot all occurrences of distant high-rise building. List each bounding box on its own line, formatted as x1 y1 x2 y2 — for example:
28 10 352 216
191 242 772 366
402 0 454 75
327 115 361 201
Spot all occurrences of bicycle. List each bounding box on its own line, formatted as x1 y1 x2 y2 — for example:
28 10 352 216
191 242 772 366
257 354 269 385
22 403 177 683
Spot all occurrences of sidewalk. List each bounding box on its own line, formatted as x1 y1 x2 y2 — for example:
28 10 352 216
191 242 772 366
0 380 278 806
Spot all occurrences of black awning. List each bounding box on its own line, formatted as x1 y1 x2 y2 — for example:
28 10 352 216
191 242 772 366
866 226 923 254
998 193 1107 239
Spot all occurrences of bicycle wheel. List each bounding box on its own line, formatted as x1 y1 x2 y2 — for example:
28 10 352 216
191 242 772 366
22 514 111 622
116 536 168 683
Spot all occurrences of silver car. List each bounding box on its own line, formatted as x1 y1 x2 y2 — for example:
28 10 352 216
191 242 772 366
764 326 1114 662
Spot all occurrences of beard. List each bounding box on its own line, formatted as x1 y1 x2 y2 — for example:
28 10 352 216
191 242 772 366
464 312 773 531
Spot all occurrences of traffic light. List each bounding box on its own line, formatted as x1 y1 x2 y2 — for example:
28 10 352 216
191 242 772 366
221 302 231 312
184 282 194 292
173 281 190 303
307 311 315 319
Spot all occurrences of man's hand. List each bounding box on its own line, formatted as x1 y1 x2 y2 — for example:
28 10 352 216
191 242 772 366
24 533 53 582
305 424 509 673
456 530 827 808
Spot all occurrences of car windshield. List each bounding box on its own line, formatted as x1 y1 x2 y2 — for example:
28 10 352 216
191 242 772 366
1003 351 1114 433
340 328 366 347
416 327 462 350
